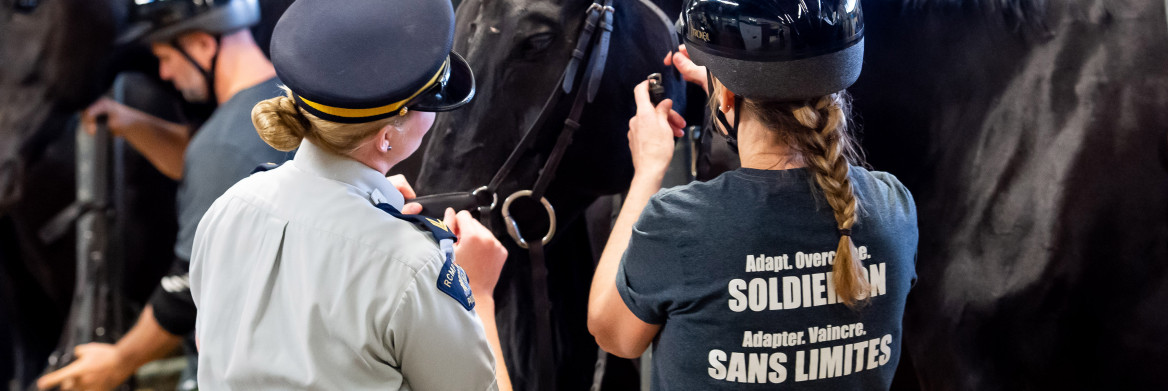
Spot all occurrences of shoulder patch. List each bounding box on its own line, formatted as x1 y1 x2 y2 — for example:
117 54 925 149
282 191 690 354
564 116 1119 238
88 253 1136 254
437 252 475 311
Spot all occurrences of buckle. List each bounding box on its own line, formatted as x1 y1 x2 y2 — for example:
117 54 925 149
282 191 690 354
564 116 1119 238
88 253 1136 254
472 186 498 210
501 190 556 249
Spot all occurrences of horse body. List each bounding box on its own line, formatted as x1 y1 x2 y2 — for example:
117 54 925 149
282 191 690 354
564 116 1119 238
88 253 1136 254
854 0 1168 388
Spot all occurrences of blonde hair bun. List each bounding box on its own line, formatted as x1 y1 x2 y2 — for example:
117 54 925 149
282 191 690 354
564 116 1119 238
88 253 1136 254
252 94 308 152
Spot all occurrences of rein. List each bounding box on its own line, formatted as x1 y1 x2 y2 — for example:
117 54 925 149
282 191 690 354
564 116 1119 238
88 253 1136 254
413 0 615 388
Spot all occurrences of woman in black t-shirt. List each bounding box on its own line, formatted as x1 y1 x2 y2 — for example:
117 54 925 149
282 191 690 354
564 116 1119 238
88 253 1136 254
588 0 919 390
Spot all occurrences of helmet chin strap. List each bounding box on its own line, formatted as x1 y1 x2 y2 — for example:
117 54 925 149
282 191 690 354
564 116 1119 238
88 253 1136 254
171 35 222 105
708 70 742 154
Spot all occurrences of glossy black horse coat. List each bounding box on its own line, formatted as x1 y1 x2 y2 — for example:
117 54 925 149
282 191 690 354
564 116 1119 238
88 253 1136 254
416 0 685 388
854 0 1168 389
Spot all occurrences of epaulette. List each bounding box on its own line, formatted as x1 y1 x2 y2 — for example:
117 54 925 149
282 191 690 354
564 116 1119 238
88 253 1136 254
374 203 474 311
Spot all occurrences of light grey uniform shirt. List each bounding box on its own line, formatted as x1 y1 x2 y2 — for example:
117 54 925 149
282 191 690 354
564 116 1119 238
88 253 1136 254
189 140 498 390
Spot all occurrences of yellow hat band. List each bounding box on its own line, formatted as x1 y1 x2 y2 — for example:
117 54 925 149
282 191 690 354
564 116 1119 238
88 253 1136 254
295 59 448 120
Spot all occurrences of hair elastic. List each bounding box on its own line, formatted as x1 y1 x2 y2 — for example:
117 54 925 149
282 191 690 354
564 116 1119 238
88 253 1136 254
838 228 852 237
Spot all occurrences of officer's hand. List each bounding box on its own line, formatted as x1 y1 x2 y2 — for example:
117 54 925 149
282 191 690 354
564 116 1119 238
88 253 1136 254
36 343 133 391
444 208 507 296
629 81 685 178
82 98 142 137
387 174 423 214
664 45 708 94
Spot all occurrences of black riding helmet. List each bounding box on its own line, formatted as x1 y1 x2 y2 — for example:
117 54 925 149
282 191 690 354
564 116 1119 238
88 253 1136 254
118 0 261 45
269 0 475 124
119 0 262 104
677 0 863 149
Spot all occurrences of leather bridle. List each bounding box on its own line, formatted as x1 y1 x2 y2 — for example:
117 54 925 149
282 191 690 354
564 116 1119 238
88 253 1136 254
412 0 615 387
416 0 614 244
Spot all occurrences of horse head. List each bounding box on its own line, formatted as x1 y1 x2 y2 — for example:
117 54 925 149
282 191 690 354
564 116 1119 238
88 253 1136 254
0 0 128 213
417 0 686 222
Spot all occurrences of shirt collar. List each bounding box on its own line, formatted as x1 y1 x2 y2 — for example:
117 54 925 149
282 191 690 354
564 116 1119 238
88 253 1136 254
291 139 405 210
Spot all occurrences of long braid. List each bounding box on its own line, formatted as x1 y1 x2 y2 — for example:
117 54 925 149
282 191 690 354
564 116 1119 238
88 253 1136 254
735 90 871 308
794 95 870 308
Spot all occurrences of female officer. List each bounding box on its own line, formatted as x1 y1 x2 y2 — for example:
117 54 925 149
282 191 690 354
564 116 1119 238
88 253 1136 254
187 0 511 389
589 0 918 390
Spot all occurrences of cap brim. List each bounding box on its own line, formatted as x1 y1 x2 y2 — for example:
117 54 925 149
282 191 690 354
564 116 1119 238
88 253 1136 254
688 38 864 101
410 51 475 112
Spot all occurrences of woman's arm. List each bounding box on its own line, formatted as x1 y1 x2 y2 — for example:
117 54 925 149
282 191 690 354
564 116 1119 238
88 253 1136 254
474 297 513 391
587 82 684 359
447 209 513 391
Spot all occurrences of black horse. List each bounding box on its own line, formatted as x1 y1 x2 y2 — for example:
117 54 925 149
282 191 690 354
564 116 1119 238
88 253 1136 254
853 0 1168 389
418 0 1168 390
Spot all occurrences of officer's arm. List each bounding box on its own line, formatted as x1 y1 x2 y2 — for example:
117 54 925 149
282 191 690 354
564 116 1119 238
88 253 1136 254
473 298 512 391
389 260 501 391
446 209 512 391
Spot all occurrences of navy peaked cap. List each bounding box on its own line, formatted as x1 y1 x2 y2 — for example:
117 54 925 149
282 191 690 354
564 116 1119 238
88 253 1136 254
270 0 475 123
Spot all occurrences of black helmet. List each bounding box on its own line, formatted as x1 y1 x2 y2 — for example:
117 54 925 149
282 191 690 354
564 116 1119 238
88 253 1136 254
270 0 475 123
678 0 864 101
118 0 261 45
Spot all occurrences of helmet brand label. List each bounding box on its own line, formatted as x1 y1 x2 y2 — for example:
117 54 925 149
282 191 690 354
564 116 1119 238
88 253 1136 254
690 26 710 42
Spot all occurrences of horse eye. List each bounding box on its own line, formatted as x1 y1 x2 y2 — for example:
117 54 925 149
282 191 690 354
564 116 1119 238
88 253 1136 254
519 32 556 58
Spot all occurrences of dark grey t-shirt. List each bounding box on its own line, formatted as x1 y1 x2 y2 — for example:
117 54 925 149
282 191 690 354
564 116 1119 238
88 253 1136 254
617 166 918 391
174 77 293 261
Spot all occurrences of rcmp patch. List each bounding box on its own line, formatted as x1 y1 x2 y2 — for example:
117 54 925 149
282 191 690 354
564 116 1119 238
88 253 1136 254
437 252 475 311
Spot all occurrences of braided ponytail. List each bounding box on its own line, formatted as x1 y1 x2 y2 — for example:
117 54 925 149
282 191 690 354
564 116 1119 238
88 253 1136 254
792 95 870 309
734 89 871 309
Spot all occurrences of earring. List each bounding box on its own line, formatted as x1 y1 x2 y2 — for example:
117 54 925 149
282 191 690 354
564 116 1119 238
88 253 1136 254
381 140 392 152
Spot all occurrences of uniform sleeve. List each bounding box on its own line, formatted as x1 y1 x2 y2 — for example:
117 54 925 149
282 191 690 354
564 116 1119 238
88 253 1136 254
615 194 686 325
387 257 499 391
148 258 196 335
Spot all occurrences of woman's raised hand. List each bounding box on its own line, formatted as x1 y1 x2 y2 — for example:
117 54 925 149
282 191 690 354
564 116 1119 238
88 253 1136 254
628 81 685 179
388 174 424 214
664 45 708 94
444 208 507 297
